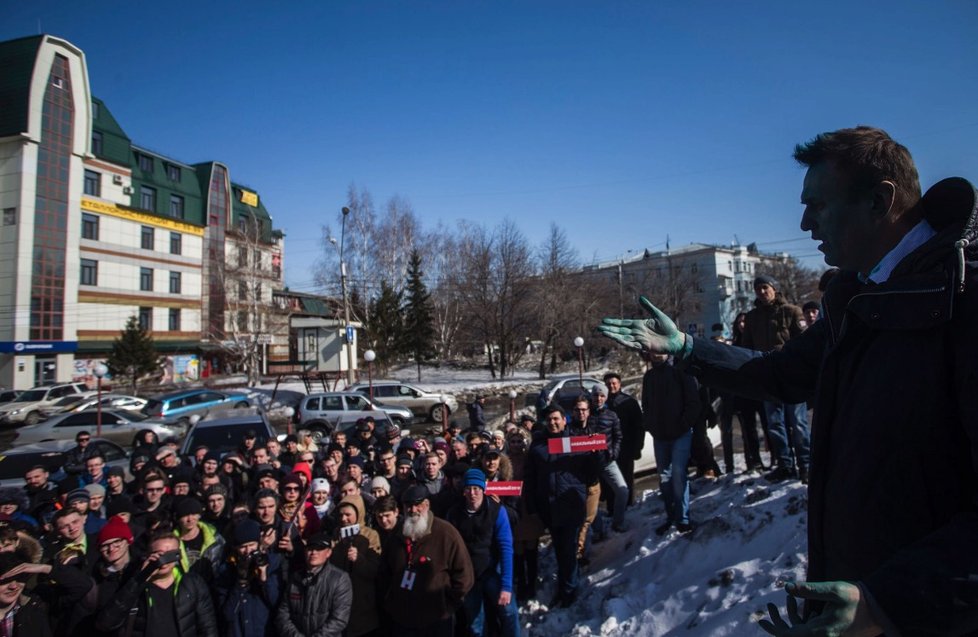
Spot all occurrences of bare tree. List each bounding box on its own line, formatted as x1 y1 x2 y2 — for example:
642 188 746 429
532 224 580 378
207 218 290 386
425 225 467 360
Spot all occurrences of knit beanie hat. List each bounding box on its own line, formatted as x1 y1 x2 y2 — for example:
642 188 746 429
84 484 106 499
173 497 203 518
311 478 330 494
463 468 487 491
370 476 391 492
232 519 261 546
754 274 779 290
97 514 133 546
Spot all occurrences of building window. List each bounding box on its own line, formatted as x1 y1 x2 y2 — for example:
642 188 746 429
2 208 15 226
140 226 154 250
254 282 262 301
140 267 153 291
140 186 156 211
82 213 99 240
91 130 103 155
138 153 153 173
91 101 99 120
238 280 247 301
169 271 182 294
80 259 97 285
138 307 152 331
84 170 100 196
168 308 181 331
169 194 184 219
253 250 261 268
166 164 181 181
238 310 249 331
170 232 182 255
238 246 247 267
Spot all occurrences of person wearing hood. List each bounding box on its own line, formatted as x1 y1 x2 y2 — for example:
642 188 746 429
600 126 978 636
328 496 381 637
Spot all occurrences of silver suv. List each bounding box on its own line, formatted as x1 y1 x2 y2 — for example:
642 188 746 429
348 381 457 422
0 382 90 426
296 392 413 429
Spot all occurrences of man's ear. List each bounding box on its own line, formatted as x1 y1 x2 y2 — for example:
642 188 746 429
872 180 897 218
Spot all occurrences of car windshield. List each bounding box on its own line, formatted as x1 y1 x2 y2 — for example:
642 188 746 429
140 400 163 416
0 451 64 480
185 424 268 454
15 389 47 402
53 395 85 407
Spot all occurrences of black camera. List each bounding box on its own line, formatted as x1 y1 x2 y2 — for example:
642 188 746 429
248 550 269 569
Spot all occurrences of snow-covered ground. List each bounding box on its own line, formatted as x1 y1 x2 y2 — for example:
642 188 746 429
523 468 808 636
242 363 804 636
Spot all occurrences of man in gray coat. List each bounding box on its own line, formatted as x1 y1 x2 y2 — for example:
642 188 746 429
275 532 353 637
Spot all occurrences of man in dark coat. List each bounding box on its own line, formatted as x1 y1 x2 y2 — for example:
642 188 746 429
97 532 218 637
600 126 978 635
641 353 701 535
603 372 644 505
524 405 599 608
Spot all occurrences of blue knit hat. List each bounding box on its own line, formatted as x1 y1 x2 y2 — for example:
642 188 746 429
463 468 486 491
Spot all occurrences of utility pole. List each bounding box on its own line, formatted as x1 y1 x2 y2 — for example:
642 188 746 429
339 207 355 386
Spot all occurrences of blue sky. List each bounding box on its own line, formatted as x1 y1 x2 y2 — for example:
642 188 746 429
5 1 977 291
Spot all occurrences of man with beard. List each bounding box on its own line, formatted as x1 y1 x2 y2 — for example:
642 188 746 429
23 465 58 529
380 485 473 637
275 532 351 637
97 532 218 637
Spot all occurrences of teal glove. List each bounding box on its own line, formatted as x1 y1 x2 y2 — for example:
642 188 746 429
758 581 881 637
598 296 686 356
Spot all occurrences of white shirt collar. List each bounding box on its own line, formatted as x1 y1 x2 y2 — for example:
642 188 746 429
861 219 937 284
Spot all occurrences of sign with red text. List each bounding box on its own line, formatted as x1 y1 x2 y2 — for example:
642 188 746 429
547 435 608 455
485 481 523 497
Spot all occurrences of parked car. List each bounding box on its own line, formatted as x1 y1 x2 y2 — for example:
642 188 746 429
528 376 605 413
347 381 457 422
296 392 413 429
140 389 250 426
0 390 20 405
39 391 100 418
0 438 132 488
179 406 276 457
0 383 90 426
14 409 183 446
66 394 149 414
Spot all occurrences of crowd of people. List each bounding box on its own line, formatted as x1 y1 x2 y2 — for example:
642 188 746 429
0 364 722 637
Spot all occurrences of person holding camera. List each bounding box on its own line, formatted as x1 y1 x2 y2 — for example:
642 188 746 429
97 531 217 637
214 518 283 637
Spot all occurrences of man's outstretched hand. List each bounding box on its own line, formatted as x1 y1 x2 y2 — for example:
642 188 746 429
758 581 882 637
598 296 686 355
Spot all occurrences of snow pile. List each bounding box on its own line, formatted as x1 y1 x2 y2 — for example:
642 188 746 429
523 474 808 636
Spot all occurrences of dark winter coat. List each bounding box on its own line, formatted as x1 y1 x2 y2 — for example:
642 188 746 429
740 296 805 353
329 533 381 637
641 362 701 441
274 562 352 637
682 177 978 635
608 390 644 461
466 402 487 431
584 405 622 463
523 429 600 530
379 515 474 629
446 497 514 593
10 594 53 637
97 568 218 637
214 551 284 637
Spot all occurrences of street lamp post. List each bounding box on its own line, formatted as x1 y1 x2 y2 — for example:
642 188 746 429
339 207 355 386
93 363 108 437
364 349 376 400
508 390 517 423
574 336 584 386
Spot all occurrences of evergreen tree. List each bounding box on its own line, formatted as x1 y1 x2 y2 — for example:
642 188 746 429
402 249 437 381
105 315 161 393
366 281 404 371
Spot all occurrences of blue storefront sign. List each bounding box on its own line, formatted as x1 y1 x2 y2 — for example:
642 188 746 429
0 341 79 354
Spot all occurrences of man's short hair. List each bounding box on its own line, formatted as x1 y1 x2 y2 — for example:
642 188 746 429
602 372 621 383
142 473 168 488
793 126 921 215
373 494 398 514
53 507 81 524
802 301 820 312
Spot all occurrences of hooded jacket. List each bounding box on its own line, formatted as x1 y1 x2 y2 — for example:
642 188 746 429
329 496 381 637
682 177 978 635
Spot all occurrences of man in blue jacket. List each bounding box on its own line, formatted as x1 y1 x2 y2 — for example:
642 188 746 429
447 468 518 637
524 404 599 608
600 126 978 635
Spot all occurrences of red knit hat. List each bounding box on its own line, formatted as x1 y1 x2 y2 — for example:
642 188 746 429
97 514 133 546
292 462 313 485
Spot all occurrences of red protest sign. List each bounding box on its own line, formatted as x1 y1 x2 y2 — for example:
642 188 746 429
547 435 608 455
485 481 522 496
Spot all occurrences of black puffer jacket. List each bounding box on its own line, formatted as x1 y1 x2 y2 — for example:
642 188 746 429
682 177 978 635
641 361 701 441
96 568 218 637
524 430 600 530
582 406 622 463
274 562 352 637
608 390 644 461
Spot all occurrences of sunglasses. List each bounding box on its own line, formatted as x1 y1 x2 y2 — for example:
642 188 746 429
283 486 300 492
